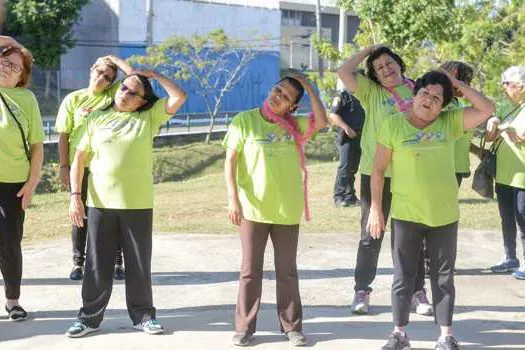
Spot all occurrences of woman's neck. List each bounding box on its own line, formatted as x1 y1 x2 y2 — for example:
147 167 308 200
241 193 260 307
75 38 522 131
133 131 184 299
406 108 433 129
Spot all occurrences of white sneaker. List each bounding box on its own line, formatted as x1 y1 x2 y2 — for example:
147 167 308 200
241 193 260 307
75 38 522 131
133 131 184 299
351 290 370 315
412 289 433 316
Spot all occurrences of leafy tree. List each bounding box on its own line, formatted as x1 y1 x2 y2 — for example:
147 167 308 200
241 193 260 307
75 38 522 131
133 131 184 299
130 29 259 143
6 0 90 97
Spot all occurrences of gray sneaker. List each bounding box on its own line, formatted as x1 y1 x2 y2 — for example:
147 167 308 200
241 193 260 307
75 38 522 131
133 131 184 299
351 290 370 314
382 331 411 350
232 331 252 347
435 335 460 350
286 331 307 346
490 258 519 273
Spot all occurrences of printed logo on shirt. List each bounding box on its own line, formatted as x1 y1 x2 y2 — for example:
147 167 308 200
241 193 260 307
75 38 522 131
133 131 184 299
403 130 446 145
254 131 293 145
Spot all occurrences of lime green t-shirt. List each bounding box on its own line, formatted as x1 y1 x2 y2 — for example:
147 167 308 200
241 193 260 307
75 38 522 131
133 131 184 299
447 99 474 174
0 87 44 183
222 108 310 225
354 73 414 176
377 109 464 227
55 83 119 164
77 98 171 209
495 101 525 189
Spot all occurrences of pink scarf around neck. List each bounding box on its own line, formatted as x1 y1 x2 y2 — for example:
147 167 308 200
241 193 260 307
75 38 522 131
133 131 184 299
384 78 415 112
262 100 316 221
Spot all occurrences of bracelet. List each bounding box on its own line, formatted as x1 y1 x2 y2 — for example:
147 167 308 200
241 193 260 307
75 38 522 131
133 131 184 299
60 164 70 169
70 192 81 196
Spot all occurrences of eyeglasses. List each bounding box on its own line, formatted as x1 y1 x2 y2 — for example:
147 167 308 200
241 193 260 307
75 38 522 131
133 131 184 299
0 58 23 74
119 84 145 99
92 67 114 83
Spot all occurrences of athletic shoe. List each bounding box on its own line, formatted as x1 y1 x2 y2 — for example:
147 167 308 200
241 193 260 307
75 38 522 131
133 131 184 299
232 331 253 346
69 265 84 280
490 258 519 273
133 319 164 334
435 335 460 350
286 331 307 346
511 267 525 280
5 305 27 322
411 289 433 316
381 331 411 350
351 290 370 315
66 321 99 338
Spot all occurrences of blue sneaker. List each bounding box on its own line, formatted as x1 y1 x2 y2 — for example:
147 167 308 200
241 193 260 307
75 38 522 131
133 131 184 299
65 321 99 338
490 258 519 273
511 267 525 280
133 319 164 334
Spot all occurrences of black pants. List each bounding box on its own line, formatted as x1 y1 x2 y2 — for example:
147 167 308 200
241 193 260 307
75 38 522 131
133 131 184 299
0 182 25 300
391 219 457 327
354 175 425 293
495 183 525 261
333 134 361 201
78 207 156 327
72 169 123 267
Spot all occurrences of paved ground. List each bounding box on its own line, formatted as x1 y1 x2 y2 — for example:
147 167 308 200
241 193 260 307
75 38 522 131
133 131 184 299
1 231 524 349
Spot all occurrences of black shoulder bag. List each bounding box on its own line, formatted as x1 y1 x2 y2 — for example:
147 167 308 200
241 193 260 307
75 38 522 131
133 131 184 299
0 92 30 161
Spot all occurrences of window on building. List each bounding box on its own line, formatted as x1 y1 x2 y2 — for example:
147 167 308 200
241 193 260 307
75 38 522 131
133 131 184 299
282 9 301 26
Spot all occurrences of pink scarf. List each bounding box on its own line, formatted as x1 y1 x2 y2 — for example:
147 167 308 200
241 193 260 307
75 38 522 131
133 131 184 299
262 100 316 221
384 79 415 112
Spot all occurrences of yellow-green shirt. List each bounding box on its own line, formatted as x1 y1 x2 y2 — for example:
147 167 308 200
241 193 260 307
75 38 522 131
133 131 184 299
354 73 414 176
222 108 309 225
496 101 525 189
55 83 119 164
378 109 464 227
447 99 474 174
0 87 44 183
77 99 171 209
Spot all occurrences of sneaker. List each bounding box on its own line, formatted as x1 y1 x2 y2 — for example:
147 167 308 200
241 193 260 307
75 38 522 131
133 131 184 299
435 335 460 350
334 199 350 208
511 267 525 280
133 319 164 334
286 331 307 347
113 265 125 280
5 305 27 322
490 258 519 273
346 194 361 206
381 331 411 350
351 290 370 315
411 289 433 316
232 331 252 347
69 265 84 280
65 321 99 338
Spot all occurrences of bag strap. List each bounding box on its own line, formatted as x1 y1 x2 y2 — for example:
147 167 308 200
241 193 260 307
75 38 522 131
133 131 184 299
489 137 503 154
0 92 30 161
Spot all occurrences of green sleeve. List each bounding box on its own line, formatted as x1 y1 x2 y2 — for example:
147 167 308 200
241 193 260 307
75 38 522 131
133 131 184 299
27 92 45 145
354 73 376 109
448 109 464 139
149 98 172 132
377 118 393 150
55 93 75 133
222 113 244 153
76 114 93 154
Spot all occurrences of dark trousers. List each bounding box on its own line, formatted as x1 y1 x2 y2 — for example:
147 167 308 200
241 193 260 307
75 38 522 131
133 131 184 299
78 207 155 327
354 175 426 293
0 182 25 300
391 219 457 327
495 183 525 260
333 134 361 201
236 220 302 334
72 169 123 267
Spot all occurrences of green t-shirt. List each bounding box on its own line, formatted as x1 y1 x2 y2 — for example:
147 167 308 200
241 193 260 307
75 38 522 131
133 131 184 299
0 87 44 183
77 98 171 209
496 100 525 189
55 83 119 164
354 74 414 176
377 109 464 227
222 108 310 225
447 99 474 174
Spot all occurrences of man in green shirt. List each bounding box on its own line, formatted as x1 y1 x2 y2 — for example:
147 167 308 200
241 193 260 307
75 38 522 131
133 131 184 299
55 55 133 281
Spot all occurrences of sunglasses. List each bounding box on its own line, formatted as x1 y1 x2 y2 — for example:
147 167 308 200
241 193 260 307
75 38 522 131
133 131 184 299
119 84 145 99
0 58 23 74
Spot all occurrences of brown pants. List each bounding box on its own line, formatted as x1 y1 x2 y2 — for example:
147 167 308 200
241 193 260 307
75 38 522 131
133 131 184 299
236 220 302 334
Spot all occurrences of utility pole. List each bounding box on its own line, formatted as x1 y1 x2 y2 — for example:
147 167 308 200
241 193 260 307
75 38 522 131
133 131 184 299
337 6 348 90
315 0 324 79
146 0 153 46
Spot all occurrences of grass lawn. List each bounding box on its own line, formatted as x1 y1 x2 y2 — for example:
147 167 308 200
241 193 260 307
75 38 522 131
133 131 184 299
24 150 499 243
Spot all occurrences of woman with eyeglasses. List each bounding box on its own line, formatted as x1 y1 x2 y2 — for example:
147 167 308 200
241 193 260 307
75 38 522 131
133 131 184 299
66 71 187 337
0 36 44 321
56 55 133 281
223 74 327 347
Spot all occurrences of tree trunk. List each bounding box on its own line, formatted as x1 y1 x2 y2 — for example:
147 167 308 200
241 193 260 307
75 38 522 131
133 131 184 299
45 70 51 99
205 112 217 144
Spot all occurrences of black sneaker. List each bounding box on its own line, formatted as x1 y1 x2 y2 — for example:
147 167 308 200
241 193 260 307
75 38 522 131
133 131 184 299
113 265 125 280
5 305 28 322
346 194 360 206
69 266 84 280
232 331 252 346
435 336 460 350
382 331 411 350
334 199 350 208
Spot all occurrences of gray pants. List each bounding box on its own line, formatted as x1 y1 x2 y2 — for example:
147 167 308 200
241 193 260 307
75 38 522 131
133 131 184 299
391 219 458 327
78 207 155 328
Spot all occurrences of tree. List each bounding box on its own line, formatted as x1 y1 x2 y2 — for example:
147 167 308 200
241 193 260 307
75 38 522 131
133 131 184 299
6 0 89 97
129 30 259 144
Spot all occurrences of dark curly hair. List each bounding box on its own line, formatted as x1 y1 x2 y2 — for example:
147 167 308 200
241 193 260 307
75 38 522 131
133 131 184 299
440 61 473 85
366 46 406 85
414 71 454 107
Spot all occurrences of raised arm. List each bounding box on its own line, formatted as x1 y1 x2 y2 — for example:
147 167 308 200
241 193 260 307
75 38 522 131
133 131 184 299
102 55 135 76
0 35 25 50
291 74 327 132
337 45 379 93
139 70 187 115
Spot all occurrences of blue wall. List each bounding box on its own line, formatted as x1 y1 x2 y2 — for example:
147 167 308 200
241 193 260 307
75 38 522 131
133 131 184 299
119 45 280 115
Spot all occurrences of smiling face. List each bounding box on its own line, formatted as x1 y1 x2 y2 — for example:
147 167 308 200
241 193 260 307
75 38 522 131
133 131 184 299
413 84 445 122
0 52 24 88
114 76 147 112
371 53 403 88
266 79 301 116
